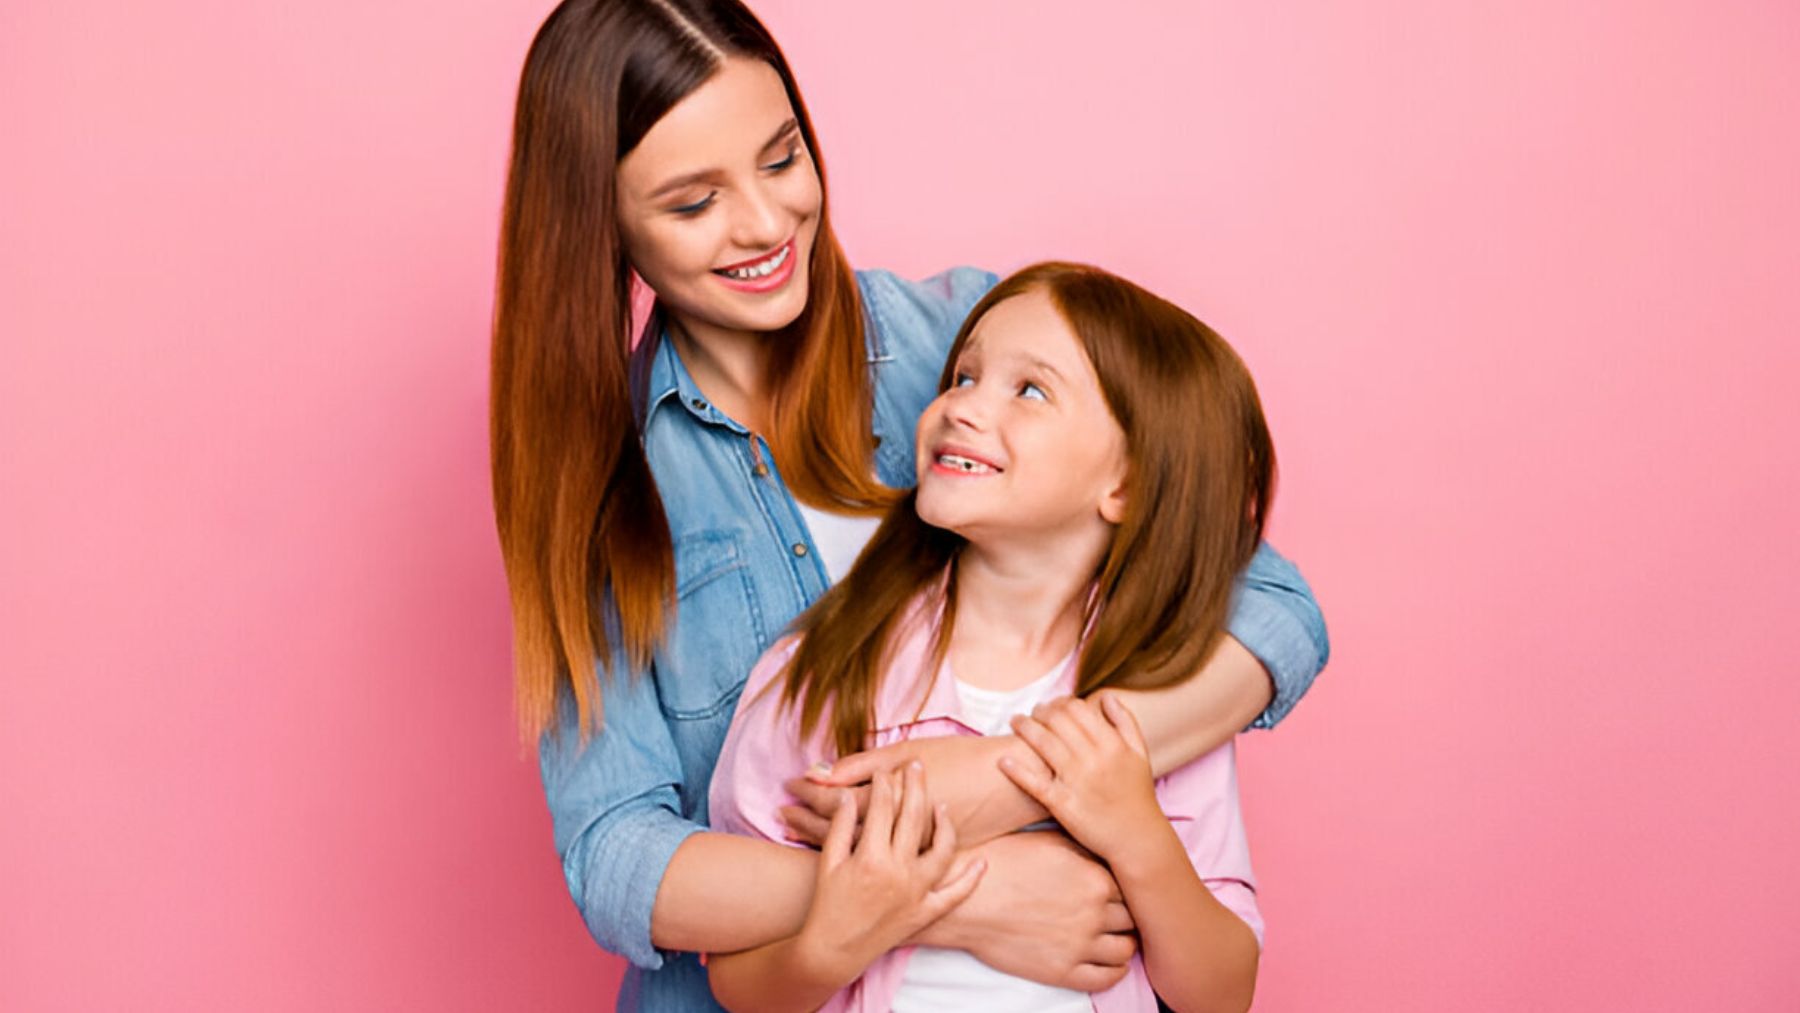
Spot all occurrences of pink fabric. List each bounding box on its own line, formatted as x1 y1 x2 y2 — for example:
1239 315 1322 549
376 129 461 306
708 597 1263 1012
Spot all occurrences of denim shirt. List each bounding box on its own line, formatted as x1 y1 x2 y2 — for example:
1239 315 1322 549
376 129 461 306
538 267 1331 1013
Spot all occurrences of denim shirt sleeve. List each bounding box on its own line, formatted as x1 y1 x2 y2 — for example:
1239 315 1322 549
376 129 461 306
538 652 704 971
1226 540 1331 729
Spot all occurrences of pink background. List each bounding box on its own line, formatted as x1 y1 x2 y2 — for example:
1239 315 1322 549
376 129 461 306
4 1 1797 1009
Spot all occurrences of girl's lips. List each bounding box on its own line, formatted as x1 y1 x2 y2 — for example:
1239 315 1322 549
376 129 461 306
712 239 797 293
929 444 1003 476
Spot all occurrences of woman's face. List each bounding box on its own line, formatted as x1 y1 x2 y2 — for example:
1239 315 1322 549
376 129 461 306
615 57 823 341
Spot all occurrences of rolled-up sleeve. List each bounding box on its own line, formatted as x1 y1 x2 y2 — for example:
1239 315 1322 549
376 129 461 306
1225 540 1331 730
538 654 704 971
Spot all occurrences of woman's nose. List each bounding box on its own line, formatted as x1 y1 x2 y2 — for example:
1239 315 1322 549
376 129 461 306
730 182 786 250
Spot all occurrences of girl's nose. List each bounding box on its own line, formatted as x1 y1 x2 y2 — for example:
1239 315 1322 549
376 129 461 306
944 389 990 432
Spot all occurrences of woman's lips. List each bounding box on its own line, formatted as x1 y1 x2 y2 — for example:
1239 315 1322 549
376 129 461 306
712 239 797 293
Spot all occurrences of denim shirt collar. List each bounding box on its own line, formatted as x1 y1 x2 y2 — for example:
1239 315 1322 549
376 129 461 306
636 329 749 436
633 311 893 444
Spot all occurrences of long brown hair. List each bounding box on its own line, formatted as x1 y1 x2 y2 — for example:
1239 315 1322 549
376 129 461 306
492 0 889 741
781 262 1277 758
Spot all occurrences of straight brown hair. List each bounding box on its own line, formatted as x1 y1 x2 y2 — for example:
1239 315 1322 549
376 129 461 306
492 0 891 741
780 262 1277 759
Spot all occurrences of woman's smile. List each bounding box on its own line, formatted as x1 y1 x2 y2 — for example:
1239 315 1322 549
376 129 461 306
713 237 797 292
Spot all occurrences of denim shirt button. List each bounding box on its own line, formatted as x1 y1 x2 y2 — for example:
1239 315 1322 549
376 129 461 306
792 543 808 557
691 397 707 410
753 462 768 477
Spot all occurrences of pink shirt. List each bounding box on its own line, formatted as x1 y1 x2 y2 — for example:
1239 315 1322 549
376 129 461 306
708 596 1264 1012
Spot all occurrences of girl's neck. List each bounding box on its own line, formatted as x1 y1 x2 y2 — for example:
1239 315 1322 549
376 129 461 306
667 312 773 434
946 537 1105 693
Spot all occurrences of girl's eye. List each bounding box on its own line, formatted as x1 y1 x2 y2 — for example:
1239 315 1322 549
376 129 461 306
1019 381 1048 402
952 371 976 388
670 192 716 216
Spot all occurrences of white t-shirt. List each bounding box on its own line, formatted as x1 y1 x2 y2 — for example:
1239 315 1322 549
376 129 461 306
891 664 1093 1013
794 502 883 584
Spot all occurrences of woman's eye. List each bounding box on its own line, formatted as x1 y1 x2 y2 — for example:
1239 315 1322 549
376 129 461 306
670 192 716 216
1019 381 1048 402
763 148 799 172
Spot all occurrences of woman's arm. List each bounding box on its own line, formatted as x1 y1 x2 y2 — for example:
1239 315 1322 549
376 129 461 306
1000 695 1260 1013
793 541 1328 845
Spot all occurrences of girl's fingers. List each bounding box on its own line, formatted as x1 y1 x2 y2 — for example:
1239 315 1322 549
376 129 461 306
921 803 960 876
997 753 1056 809
1099 693 1150 758
805 743 899 786
1062 696 1116 744
1010 713 1075 774
778 805 832 846
891 762 929 853
1033 698 1099 752
861 770 897 851
819 788 858 867
922 856 986 919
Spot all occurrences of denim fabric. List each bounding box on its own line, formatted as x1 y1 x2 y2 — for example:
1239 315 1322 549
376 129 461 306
538 267 1330 1012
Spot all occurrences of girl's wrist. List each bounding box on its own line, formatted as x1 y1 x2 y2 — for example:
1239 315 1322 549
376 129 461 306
793 919 886 993
1100 819 1188 887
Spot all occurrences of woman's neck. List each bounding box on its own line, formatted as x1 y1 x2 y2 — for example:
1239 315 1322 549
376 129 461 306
667 312 773 434
946 538 1105 693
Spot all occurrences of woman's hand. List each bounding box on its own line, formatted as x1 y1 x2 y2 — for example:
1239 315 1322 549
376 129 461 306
781 735 1052 847
997 694 1163 864
791 763 985 985
912 830 1140 992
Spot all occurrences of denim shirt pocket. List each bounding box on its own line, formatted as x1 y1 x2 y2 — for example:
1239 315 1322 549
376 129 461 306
657 528 765 721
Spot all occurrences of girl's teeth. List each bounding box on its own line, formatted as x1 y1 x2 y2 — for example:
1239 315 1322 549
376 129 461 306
722 245 789 280
938 454 993 474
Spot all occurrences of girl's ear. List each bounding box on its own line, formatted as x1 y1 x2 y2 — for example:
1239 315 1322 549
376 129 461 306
1099 473 1128 525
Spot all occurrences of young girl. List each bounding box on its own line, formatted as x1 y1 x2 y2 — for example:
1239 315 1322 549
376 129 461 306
708 262 1272 1013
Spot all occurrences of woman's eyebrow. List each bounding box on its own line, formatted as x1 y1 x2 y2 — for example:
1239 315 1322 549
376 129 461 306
760 118 800 153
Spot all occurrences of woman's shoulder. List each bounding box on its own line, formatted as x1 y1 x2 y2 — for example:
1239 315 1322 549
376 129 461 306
854 266 1000 358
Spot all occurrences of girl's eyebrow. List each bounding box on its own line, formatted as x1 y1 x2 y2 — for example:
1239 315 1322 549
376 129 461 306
1009 352 1066 384
646 119 801 200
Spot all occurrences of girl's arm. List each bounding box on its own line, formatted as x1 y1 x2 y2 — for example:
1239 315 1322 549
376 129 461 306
999 694 1261 1013
795 542 1327 845
709 769 984 1013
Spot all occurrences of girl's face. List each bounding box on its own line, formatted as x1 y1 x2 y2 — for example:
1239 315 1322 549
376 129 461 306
615 57 822 341
914 290 1129 548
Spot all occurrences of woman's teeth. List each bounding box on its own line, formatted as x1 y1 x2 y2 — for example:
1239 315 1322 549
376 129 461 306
937 453 995 474
719 244 790 280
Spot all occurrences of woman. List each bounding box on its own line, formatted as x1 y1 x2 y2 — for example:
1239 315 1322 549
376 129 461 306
490 2 1328 1010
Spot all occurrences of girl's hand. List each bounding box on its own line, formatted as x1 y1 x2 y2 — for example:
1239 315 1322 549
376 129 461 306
997 694 1163 864
781 735 1051 847
793 763 986 985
